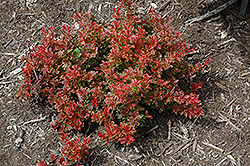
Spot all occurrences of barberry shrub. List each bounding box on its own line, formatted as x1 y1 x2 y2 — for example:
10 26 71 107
18 0 211 165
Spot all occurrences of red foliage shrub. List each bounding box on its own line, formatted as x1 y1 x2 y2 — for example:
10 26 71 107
18 0 211 165
38 133 90 166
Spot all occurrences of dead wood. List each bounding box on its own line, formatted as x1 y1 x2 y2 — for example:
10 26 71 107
185 0 238 25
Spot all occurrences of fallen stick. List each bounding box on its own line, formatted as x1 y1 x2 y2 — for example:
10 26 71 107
185 0 238 25
20 115 49 125
202 141 224 153
167 120 171 141
147 125 159 134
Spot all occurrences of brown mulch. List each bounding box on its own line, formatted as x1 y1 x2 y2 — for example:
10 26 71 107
1 0 250 165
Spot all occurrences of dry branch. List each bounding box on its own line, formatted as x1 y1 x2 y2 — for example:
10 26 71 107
202 142 224 153
147 125 159 134
185 0 238 25
20 115 49 125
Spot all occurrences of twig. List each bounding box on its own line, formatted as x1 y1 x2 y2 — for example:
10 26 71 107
151 157 160 163
161 160 167 166
225 145 236 156
215 157 227 166
172 132 188 140
189 118 198 129
167 120 171 141
0 52 19 56
214 82 227 91
217 38 236 47
20 115 49 125
192 139 197 152
220 111 239 122
185 0 238 25
202 142 224 153
241 72 250 77
9 68 22 76
179 121 189 138
3 38 13 49
182 141 193 151
227 154 236 163
187 50 199 55
223 98 236 110
147 125 158 134
23 153 32 159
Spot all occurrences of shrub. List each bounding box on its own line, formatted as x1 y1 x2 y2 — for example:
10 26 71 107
18 0 211 165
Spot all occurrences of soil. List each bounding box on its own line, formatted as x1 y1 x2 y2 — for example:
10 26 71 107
1 0 250 165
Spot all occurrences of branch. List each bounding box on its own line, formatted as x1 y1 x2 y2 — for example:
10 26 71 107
185 0 238 25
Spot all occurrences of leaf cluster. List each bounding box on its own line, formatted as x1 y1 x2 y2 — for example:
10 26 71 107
19 0 211 165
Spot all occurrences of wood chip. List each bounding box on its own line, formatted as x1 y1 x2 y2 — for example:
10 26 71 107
218 112 244 133
237 157 241 166
241 72 250 77
224 98 236 110
215 157 227 166
156 142 172 156
225 144 236 155
0 80 18 84
214 82 227 91
227 154 236 163
182 141 193 151
9 68 22 76
171 138 194 155
202 142 224 153
114 155 132 165
193 139 197 152
159 0 171 11
127 154 143 161
227 120 243 133
196 147 205 155
23 153 32 160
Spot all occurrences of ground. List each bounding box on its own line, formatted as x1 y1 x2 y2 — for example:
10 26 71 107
1 0 250 165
